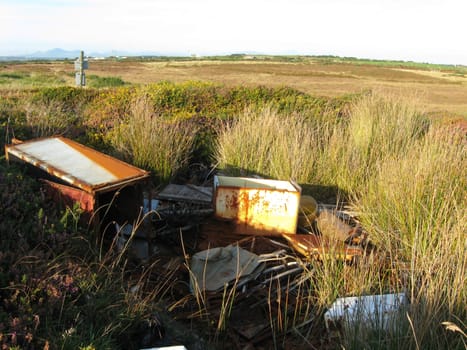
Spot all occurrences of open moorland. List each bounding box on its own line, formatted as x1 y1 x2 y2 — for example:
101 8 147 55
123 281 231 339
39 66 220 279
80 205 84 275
2 55 467 116
0 56 465 350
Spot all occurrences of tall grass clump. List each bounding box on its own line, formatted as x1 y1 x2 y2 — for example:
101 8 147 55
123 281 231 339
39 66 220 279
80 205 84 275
343 126 466 349
217 92 465 348
2 87 96 141
23 99 80 138
312 95 465 348
215 106 327 183
355 127 466 258
215 92 430 200
109 95 198 183
318 91 430 194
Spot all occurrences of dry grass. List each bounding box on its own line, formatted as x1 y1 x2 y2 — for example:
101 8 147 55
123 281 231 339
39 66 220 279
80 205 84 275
214 106 330 182
108 95 198 182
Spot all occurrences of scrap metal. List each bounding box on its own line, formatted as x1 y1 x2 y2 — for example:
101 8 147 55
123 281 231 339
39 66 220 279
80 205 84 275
5 136 150 224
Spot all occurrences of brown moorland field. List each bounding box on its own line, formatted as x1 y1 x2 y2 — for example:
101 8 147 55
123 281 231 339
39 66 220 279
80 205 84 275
2 57 467 117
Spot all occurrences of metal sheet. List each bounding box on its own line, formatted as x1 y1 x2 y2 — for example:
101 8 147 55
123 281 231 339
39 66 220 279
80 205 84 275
157 184 212 204
213 176 301 236
41 179 95 223
5 136 149 193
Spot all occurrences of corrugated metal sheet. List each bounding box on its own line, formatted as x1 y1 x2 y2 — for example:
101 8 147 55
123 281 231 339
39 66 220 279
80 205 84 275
5 136 149 194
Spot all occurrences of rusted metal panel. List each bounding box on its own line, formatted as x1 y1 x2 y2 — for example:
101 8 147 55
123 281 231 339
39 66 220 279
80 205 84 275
5 136 150 227
41 179 95 223
4 136 149 194
213 176 301 236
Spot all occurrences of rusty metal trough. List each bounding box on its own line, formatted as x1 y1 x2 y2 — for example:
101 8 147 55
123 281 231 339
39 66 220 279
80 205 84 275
5 136 150 226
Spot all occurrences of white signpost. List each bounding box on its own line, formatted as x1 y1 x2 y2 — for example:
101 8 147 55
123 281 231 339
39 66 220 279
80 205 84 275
75 51 88 87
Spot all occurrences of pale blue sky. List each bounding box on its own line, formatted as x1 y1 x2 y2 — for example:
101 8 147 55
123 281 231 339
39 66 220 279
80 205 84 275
1 0 466 64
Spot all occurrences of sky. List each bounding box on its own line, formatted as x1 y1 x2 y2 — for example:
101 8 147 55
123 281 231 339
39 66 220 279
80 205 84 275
1 0 466 65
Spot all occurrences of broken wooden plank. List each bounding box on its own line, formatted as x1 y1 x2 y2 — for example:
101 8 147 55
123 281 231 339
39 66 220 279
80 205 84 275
282 234 363 262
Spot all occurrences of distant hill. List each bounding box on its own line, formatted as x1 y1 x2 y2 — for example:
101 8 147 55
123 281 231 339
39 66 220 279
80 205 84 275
27 48 82 59
0 48 86 61
0 48 167 60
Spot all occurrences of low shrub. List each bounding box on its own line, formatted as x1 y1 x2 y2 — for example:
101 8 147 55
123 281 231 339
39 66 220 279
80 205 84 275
87 75 126 88
0 160 163 349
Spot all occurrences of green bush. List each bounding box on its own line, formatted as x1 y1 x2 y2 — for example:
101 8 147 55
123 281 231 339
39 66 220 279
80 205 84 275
87 75 126 88
31 86 98 110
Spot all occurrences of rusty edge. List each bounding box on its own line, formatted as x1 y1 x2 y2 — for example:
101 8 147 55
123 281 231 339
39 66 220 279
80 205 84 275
213 179 302 204
40 178 96 225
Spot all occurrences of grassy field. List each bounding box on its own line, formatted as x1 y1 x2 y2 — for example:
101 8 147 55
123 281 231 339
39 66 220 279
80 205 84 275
0 56 465 349
1 56 467 117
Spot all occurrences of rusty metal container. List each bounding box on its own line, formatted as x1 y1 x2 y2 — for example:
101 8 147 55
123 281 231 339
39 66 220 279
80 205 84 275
5 136 150 226
213 176 301 235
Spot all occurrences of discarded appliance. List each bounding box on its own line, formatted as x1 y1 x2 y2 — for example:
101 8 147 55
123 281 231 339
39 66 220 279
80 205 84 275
213 176 301 235
324 292 408 335
4 136 150 226
282 234 363 261
189 245 265 292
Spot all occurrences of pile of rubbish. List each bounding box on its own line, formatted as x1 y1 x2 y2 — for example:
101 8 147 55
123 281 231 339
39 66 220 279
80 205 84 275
130 176 369 264
116 176 382 348
5 137 407 349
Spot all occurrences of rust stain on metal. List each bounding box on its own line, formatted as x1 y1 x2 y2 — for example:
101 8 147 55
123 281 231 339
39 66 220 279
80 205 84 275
225 193 239 211
41 179 95 222
5 136 150 227
213 176 301 236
